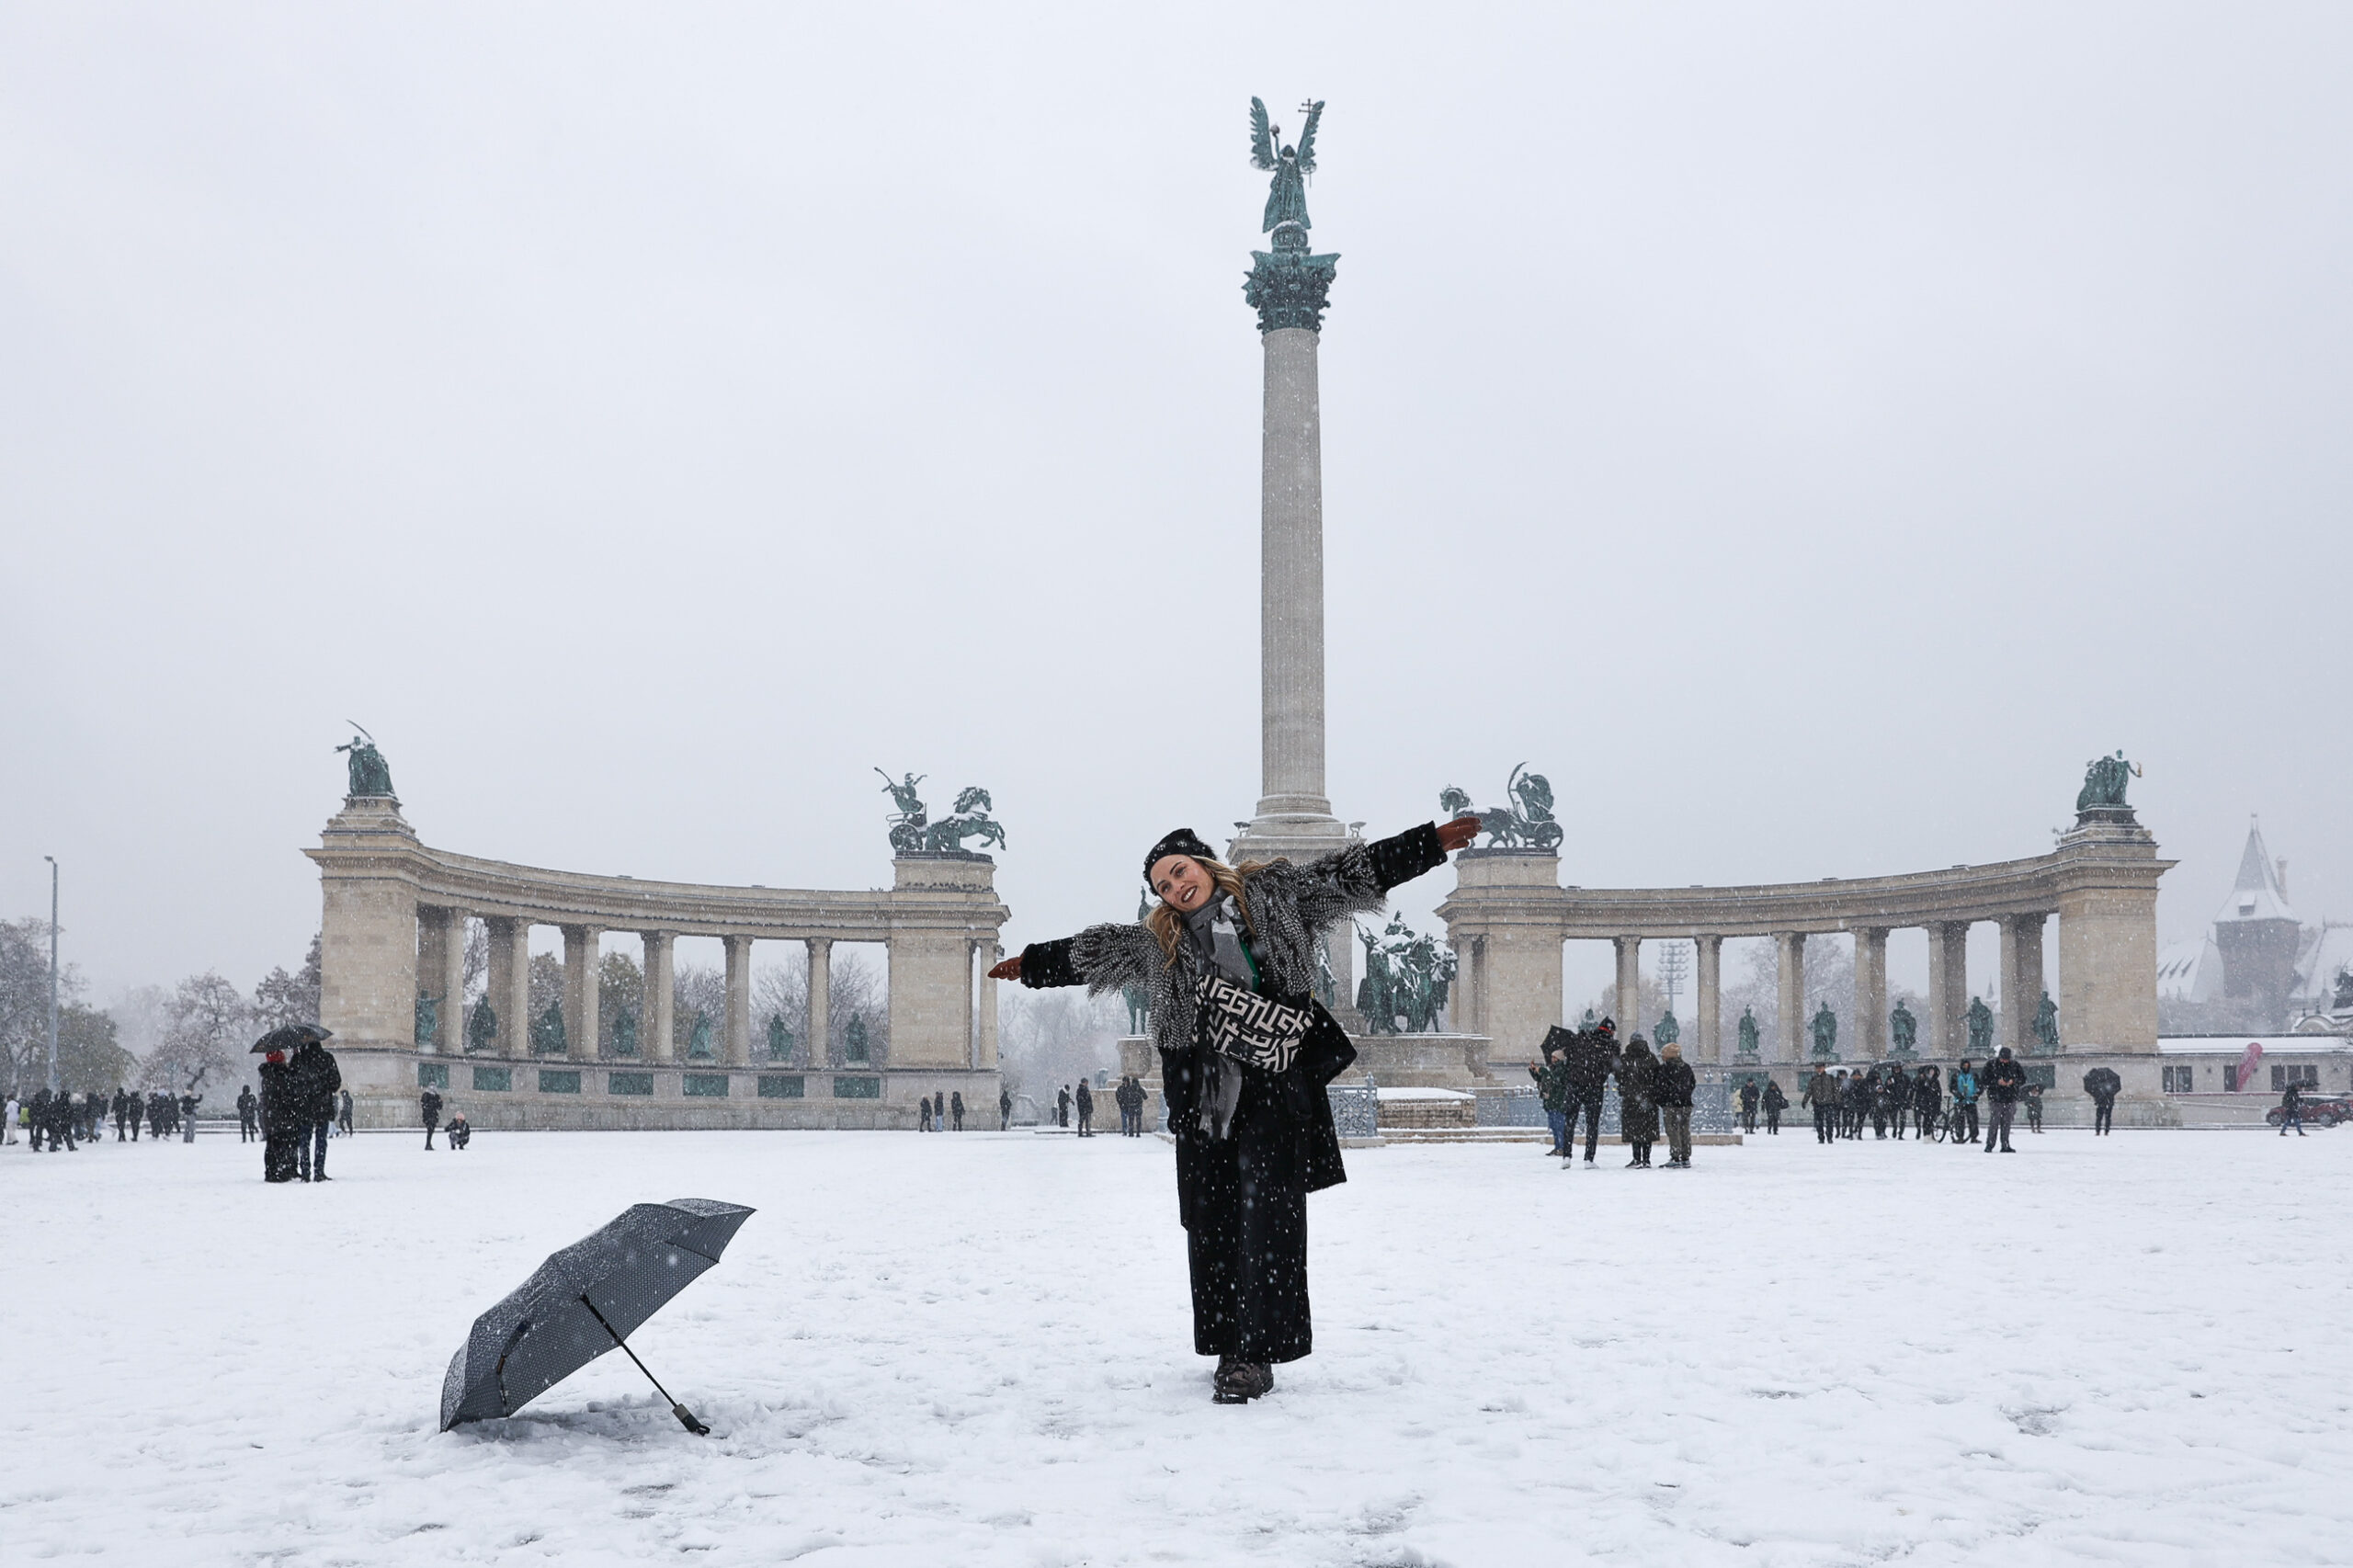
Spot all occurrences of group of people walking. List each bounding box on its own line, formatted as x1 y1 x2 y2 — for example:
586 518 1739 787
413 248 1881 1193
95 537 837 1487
1527 1017 1699 1168
8 1086 205 1150
916 1091 967 1131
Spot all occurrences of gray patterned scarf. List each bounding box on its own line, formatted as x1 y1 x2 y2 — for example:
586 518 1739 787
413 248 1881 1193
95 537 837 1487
1181 895 1252 1140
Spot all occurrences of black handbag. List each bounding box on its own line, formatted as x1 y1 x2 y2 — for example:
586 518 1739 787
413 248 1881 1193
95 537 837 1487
1195 971 1312 1074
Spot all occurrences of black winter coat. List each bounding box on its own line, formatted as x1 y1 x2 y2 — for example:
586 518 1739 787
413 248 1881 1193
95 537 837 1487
257 1061 303 1134
1563 1031 1616 1097
1984 1056 2029 1103
289 1043 343 1122
1617 1049 1660 1141
1018 823 1446 1230
1654 1058 1696 1108
1762 1081 1789 1111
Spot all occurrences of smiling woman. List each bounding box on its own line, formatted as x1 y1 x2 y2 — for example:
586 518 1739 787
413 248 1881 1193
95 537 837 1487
989 814 1477 1403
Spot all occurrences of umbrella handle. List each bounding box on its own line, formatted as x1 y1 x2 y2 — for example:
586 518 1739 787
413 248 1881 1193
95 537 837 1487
578 1294 711 1438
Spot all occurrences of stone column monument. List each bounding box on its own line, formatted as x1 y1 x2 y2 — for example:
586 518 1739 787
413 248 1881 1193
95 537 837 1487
1226 97 1357 1003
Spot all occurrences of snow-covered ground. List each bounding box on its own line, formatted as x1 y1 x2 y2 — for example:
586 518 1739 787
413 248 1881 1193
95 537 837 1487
6 1125 2348 1565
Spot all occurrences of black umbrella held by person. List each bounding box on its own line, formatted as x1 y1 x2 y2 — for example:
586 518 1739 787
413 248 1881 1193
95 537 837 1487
440 1199 755 1435
988 815 1479 1404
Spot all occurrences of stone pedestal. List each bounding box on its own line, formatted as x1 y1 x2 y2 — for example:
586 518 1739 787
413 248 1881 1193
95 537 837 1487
887 856 1004 1112
1438 849 1564 1066
311 796 421 1124
2053 818 2165 1051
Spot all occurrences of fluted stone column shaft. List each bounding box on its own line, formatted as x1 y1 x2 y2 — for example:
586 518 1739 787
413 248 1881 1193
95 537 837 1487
1254 326 1330 823
722 937 754 1067
977 943 999 1070
563 926 600 1061
2004 915 2046 1051
1694 935 1722 1063
641 932 676 1063
1774 932 1806 1062
807 938 833 1071
486 917 530 1060
415 913 448 1055
1855 928 1890 1058
1927 922 1969 1057
1613 937 1642 1039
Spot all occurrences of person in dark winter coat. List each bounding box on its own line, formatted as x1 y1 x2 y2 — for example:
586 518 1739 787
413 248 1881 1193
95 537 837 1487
257 1051 302 1181
177 1091 201 1142
1617 1038 1661 1167
951 1090 966 1131
1983 1048 2028 1153
421 1086 444 1149
1761 1077 1787 1134
337 1089 355 1136
992 816 1472 1403
2279 1079 2306 1137
1737 1077 1760 1133
235 1086 258 1142
1654 1041 1697 1167
2023 1080 2044 1133
117 1088 138 1142
2082 1066 2120 1135
290 1034 342 1180
1530 1029 1574 1156
1075 1080 1095 1136
1914 1064 1944 1139
1563 1023 1616 1165
1056 1085 1071 1128
1802 1067 1837 1144
445 1112 471 1149
999 1086 1012 1131
1886 1064 1913 1139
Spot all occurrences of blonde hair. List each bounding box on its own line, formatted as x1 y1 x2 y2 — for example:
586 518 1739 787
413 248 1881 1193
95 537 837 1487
1142 856 1270 965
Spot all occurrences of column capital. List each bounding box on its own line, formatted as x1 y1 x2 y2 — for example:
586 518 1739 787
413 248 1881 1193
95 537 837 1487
1245 223 1339 333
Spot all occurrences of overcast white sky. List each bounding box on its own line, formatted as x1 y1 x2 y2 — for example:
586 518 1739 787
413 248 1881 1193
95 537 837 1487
4 4 2348 1008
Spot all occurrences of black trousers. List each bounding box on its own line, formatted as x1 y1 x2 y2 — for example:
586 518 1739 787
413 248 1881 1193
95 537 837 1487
1985 1099 2016 1150
1765 1107 1780 1133
1740 1105 1757 1132
1568 1095 1606 1160
2093 1099 2113 1134
1813 1105 1836 1143
1954 1103 1980 1142
263 1131 300 1182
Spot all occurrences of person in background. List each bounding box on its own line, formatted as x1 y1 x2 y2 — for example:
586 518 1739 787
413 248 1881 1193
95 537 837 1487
1886 1062 1913 1140
420 1085 444 1149
1761 1076 1787 1135
1914 1064 1944 1140
2082 1065 2121 1135
446 1111 472 1150
178 1090 201 1142
1563 1021 1616 1166
1950 1060 1982 1146
1617 1036 1660 1169
1529 1033 1572 1157
290 1028 341 1180
2024 1079 2045 1134
236 1085 258 1142
2 1094 17 1146
1802 1066 1837 1145
918 1095 934 1132
1737 1076 1760 1134
1057 1085 1072 1129
1654 1040 1697 1169
951 1089 966 1131
2279 1077 2306 1137
999 1085 1012 1131
258 1050 301 1182
337 1088 355 1137
1076 1078 1096 1137
1982 1047 2028 1153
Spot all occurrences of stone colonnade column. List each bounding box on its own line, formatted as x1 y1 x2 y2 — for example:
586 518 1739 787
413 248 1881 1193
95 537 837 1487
2003 915 2046 1051
563 926 600 1061
1926 922 1969 1056
977 942 999 1070
415 908 467 1054
1613 937 1642 1038
486 916 530 1059
722 937 754 1067
806 938 833 1072
1774 933 1806 1062
1694 935 1722 1062
641 932 676 1062
1854 927 1890 1058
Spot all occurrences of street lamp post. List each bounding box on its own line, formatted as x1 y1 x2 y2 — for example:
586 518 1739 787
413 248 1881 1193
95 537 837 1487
42 856 60 1093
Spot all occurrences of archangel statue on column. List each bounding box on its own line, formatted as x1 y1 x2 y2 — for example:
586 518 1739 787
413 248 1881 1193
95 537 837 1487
1250 97 1324 232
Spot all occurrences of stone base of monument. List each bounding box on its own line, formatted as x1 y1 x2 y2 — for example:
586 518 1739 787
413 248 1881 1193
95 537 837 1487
347 1056 1001 1133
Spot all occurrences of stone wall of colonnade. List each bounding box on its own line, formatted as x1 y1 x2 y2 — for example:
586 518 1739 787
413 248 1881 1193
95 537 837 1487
1437 813 2172 1106
307 797 1007 1131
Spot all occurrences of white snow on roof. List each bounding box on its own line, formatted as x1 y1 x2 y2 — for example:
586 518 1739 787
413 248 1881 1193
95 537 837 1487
2155 1036 2352 1054
2156 935 2220 1003
1374 1086 1474 1101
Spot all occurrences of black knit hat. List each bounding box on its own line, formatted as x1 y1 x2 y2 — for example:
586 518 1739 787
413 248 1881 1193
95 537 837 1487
1142 828 1219 887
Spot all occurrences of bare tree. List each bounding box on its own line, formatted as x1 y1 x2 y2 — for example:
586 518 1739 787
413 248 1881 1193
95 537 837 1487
997 986 1120 1100
252 932 322 1029
142 971 248 1095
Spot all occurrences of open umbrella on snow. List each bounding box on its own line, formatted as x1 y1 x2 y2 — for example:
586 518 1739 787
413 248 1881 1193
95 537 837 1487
440 1198 755 1435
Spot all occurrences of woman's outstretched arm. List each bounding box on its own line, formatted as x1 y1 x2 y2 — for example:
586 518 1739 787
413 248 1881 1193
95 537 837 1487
988 923 1159 992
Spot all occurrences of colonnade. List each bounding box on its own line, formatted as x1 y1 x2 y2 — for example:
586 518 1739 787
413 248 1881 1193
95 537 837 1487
1438 813 2169 1072
308 795 1007 1127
